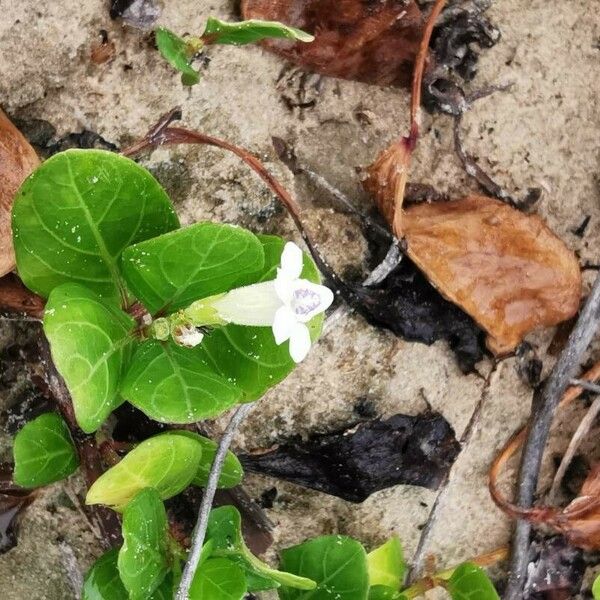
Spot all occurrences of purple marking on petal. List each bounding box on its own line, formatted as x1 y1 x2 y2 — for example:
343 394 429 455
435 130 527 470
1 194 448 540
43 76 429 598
291 287 322 317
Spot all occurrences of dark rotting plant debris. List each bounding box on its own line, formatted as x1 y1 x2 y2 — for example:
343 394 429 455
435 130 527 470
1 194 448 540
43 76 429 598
239 412 461 502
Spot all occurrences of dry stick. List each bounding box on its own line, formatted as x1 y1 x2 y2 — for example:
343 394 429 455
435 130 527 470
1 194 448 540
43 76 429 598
176 402 256 600
406 359 501 584
548 380 600 501
503 271 600 600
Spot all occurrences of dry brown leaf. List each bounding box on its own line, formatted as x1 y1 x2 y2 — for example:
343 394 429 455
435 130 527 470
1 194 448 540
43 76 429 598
0 110 39 276
241 0 424 86
0 274 45 319
402 195 581 354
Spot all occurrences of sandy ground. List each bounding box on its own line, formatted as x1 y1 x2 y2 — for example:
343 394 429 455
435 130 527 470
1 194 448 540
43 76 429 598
0 0 599 598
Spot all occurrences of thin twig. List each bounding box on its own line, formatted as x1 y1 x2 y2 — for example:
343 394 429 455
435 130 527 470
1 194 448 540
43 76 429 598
407 359 500 583
504 271 600 600
176 402 257 600
549 392 600 501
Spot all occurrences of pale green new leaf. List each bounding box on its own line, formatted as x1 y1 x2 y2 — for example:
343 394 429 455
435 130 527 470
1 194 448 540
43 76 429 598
198 235 324 400
367 537 405 590
86 431 203 510
203 17 314 45
44 283 136 433
121 340 241 424
13 412 79 488
446 563 500 600
368 586 403 600
155 27 201 86
207 505 316 592
189 558 247 600
121 221 264 315
12 149 179 305
278 535 369 600
118 488 169 599
593 573 600 599
172 431 243 488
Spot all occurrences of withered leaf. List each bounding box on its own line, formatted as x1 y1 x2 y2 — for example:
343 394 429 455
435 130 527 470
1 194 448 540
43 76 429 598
239 413 461 502
522 534 586 600
0 274 45 319
402 195 582 354
0 464 36 554
241 0 424 87
0 110 39 277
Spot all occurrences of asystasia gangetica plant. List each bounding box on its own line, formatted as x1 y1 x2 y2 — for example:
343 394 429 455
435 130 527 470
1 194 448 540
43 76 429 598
9 148 500 600
155 17 314 85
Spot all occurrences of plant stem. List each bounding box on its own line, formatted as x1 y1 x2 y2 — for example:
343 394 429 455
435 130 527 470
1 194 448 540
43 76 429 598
175 402 256 600
504 271 600 600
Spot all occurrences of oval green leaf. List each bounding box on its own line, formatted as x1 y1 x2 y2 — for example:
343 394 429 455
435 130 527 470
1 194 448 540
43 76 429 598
207 505 315 592
198 235 324 400
121 339 242 423
155 27 201 86
190 558 247 600
44 283 136 433
118 488 169 599
278 535 369 600
446 563 500 600
83 549 128 600
368 586 403 600
121 221 265 315
13 148 179 304
86 432 203 510
13 412 79 488
367 537 405 590
593 573 600 600
203 17 314 45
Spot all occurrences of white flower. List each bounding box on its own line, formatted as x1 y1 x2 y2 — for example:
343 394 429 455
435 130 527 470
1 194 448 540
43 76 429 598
211 242 334 362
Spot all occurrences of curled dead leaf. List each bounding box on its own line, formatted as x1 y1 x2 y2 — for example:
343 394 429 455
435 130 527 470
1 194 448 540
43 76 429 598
0 110 39 276
241 0 424 86
401 195 581 354
0 274 45 319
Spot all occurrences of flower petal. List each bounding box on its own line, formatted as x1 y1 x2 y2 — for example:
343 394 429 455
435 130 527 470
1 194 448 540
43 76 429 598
288 322 312 363
212 281 282 326
290 279 335 323
272 305 295 345
279 241 304 281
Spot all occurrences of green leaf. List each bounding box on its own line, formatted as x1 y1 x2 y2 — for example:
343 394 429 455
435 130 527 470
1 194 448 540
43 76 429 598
278 535 369 600
593 573 600 600
86 431 203 510
207 505 316 592
198 235 324 400
189 558 247 600
13 412 79 488
83 549 174 600
13 149 179 304
367 537 405 589
44 283 136 433
203 17 314 45
368 586 403 600
83 549 128 600
446 563 500 600
173 431 243 488
121 221 265 315
155 27 202 86
118 488 169 599
121 340 242 423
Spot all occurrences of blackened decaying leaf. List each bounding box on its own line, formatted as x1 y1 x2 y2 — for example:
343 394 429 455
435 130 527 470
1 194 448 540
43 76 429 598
239 413 461 502
522 535 586 600
242 0 424 87
109 0 160 28
0 464 36 554
423 1 500 115
11 117 117 159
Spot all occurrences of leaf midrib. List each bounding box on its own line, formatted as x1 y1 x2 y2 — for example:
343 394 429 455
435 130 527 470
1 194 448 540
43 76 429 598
65 155 127 305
